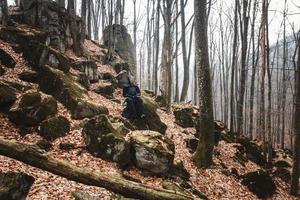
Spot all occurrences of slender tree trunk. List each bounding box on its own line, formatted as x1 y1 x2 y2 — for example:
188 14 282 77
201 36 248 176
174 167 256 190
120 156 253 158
237 0 250 135
281 0 288 149
259 0 267 153
81 0 87 43
230 0 239 133
290 32 300 197
192 0 214 168
56 0 65 8
179 0 189 102
153 0 160 95
87 0 92 39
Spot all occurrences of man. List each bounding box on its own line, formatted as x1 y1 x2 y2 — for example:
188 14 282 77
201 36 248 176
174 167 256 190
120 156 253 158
122 77 145 119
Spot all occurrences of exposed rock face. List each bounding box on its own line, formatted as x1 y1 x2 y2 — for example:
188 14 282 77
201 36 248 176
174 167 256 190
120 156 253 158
173 105 196 128
73 60 99 83
9 91 57 126
0 81 17 108
17 0 82 52
103 25 136 76
0 48 16 68
38 116 70 141
91 81 115 99
0 25 71 73
129 130 175 174
0 172 35 200
82 115 130 167
241 170 276 198
39 66 108 119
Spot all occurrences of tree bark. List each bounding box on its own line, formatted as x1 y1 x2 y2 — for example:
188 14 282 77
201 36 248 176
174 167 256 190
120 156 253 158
81 0 87 43
0 138 200 200
179 0 189 102
68 0 82 55
290 32 300 196
192 0 214 168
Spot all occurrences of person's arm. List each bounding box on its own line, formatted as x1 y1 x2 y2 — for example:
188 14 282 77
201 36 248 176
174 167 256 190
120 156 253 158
135 86 141 96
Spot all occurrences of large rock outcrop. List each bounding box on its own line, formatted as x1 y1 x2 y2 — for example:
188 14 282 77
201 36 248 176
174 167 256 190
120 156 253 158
129 130 175 174
103 25 136 76
73 60 99 83
0 48 16 68
8 91 57 126
0 172 35 200
0 25 71 73
82 115 130 167
39 66 108 119
13 0 82 52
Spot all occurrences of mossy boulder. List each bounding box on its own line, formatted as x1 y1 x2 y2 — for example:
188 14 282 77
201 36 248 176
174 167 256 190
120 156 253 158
91 81 115 98
173 105 196 128
0 81 17 109
82 115 130 167
2 79 32 91
9 91 57 126
39 65 108 119
38 116 70 141
241 170 276 198
99 72 117 87
120 94 167 134
0 172 35 200
129 130 175 174
0 48 16 68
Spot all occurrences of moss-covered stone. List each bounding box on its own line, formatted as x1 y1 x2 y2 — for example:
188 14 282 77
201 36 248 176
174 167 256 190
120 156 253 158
0 81 17 109
173 105 195 128
91 81 115 98
129 130 175 174
82 115 130 167
0 172 35 200
2 79 32 91
39 65 108 119
9 91 57 126
123 93 167 134
38 116 70 141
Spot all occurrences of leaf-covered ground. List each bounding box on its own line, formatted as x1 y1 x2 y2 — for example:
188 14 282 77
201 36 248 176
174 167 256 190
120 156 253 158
0 38 297 200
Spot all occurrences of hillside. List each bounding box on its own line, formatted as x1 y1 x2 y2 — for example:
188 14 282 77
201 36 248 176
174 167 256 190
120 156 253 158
0 23 297 200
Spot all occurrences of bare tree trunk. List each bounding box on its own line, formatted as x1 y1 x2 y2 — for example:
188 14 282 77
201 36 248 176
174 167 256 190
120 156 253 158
230 0 239 133
81 0 87 43
290 32 300 197
237 0 250 135
153 0 160 95
179 0 189 102
259 0 267 154
160 0 173 112
0 138 197 200
249 0 258 140
281 0 288 149
87 0 92 39
192 0 214 168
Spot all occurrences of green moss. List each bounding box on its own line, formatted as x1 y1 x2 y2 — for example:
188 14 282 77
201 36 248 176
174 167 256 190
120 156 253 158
19 92 42 107
38 116 70 141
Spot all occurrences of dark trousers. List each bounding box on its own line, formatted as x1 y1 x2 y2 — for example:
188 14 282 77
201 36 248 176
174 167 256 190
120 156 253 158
122 97 144 119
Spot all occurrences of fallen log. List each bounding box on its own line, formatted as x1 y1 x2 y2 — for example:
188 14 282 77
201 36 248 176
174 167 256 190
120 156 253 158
0 137 201 200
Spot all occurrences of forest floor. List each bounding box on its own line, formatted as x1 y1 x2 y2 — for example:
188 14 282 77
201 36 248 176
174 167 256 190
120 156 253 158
0 38 298 200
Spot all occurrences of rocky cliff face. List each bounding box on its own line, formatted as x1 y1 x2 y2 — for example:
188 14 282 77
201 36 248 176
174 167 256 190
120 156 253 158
11 0 82 52
103 25 136 77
